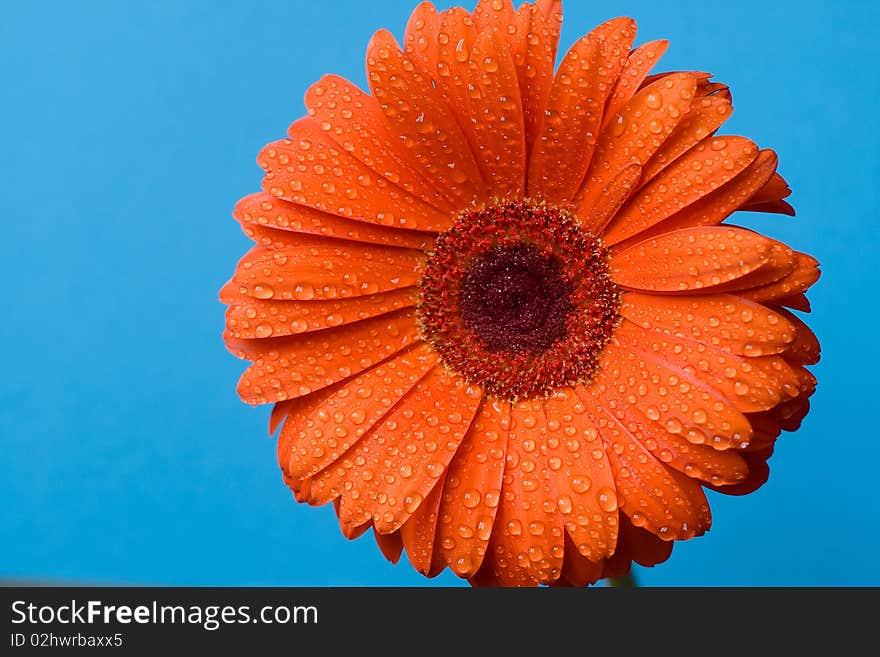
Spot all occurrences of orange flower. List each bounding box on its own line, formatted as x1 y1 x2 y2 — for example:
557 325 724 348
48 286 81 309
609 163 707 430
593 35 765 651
221 0 820 586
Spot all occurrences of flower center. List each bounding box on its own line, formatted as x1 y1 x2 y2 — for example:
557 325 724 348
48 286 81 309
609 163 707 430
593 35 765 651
418 201 620 401
459 244 573 353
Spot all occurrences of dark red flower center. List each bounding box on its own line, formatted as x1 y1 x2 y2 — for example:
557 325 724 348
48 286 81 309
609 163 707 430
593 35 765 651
418 201 620 401
459 244 573 353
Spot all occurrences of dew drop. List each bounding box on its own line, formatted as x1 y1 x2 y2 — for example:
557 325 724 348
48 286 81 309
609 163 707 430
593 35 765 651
597 487 618 513
294 284 315 300
462 489 482 509
404 493 423 514
571 475 592 494
253 285 275 299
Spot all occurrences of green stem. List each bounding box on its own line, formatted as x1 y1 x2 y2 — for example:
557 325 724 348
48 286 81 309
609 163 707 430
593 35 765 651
608 572 637 588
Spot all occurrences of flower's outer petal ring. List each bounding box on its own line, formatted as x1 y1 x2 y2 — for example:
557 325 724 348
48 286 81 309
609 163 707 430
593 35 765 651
589 394 712 541
278 343 439 480
235 193 435 251
575 72 697 216
495 399 566 584
304 74 458 213
509 1 562 162
367 28 487 208
436 399 510 578
228 242 422 303
610 226 773 293
229 309 421 405
640 95 734 184
467 0 527 198
603 39 670 130
308 366 482 534
225 288 418 340
400 473 447 576
528 18 636 205
620 292 797 358
544 390 620 562
260 117 453 232
603 136 759 246
620 149 781 243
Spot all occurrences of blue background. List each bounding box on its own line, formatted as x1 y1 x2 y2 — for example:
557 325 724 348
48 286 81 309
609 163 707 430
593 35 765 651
2 0 877 586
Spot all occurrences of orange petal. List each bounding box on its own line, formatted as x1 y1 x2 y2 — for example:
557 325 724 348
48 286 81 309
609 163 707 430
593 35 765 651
466 0 527 198
706 447 774 497
434 7 477 139
603 40 669 129
230 309 420 405
234 224 332 252
403 2 440 78
366 29 486 207
304 75 456 213
286 474 310 504
509 1 562 161
528 18 636 205
629 149 781 241
271 399 295 435
603 135 759 246
235 193 434 251
738 253 820 305
590 360 748 484
743 199 796 216
610 226 773 293
470 503 538 587
598 548 632 580
494 399 565 583
259 119 451 232
589 342 750 482
558 534 605 586
743 171 792 208
620 292 797 357
697 81 731 101
776 308 820 365
336 506 371 539
543 390 620 562
473 0 517 62
762 365 816 432
641 70 713 90
575 72 697 216
436 399 510 578
695 239 796 296
311 366 482 533
774 292 811 312
618 515 675 568
235 223 421 256
580 163 642 235
616 320 801 415
279 343 438 480
400 472 446 576
228 242 421 303
590 398 711 540
640 95 733 183
603 336 757 446
535 0 563 23
225 288 418 340
374 528 404 564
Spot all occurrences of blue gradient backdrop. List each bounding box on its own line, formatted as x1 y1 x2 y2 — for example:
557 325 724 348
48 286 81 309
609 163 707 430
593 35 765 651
1 0 877 586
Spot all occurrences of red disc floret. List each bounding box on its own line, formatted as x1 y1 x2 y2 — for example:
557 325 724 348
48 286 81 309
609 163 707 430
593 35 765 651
418 201 620 401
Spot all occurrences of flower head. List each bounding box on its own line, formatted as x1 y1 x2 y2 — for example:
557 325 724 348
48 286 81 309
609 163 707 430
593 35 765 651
222 0 820 586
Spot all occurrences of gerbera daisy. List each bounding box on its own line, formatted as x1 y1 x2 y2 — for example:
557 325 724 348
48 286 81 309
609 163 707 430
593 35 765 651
221 0 820 586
